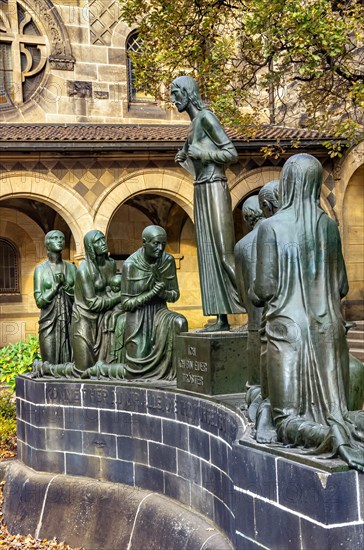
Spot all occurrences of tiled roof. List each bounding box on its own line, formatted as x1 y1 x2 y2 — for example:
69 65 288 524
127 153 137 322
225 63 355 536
0 123 328 144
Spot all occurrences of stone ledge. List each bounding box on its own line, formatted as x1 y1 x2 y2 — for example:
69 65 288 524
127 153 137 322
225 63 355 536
14 377 364 549
3 461 233 550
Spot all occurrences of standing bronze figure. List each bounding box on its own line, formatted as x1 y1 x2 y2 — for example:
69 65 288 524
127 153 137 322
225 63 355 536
171 76 243 331
34 230 76 364
252 154 364 471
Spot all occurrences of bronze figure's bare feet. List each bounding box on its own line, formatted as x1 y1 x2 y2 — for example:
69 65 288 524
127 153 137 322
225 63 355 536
203 315 230 332
256 400 278 444
338 445 364 472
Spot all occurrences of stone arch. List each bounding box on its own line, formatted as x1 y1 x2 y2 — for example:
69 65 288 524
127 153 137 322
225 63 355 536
334 141 364 229
0 207 45 245
230 165 335 219
93 170 194 234
31 0 75 66
230 167 282 209
341 163 364 319
336 141 364 192
111 18 133 48
0 172 93 259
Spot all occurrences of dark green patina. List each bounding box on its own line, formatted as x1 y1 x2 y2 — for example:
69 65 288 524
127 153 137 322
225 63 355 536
171 75 244 331
34 230 76 364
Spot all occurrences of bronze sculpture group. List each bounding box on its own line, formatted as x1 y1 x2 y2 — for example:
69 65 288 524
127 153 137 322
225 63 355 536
251 155 364 470
34 225 187 382
32 77 363 471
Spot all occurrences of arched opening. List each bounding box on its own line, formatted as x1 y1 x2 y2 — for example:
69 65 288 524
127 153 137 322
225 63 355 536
0 197 78 345
94 170 194 235
106 193 206 328
343 164 364 321
0 237 20 296
0 172 92 258
233 189 261 243
107 193 189 258
0 198 75 260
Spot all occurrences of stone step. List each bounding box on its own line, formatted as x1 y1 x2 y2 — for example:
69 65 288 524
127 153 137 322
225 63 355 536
347 321 364 362
347 338 364 348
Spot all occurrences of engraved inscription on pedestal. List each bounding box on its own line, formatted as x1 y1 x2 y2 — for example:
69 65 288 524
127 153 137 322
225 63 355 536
178 343 209 389
176 332 248 395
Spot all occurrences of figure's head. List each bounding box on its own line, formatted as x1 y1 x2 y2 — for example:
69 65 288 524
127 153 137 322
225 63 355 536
84 230 108 261
280 154 323 208
45 230 65 253
242 196 264 230
258 180 280 218
142 225 167 263
110 274 122 293
171 76 205 112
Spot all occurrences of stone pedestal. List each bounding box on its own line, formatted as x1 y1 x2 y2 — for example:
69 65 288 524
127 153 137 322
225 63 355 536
175 331 248 395
4 376 364 549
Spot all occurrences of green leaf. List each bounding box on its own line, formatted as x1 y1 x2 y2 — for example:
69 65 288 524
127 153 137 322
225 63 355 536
0 335 40 393
119 0 364 151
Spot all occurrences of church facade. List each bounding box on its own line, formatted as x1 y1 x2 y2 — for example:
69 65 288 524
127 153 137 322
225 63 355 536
0 0 363 345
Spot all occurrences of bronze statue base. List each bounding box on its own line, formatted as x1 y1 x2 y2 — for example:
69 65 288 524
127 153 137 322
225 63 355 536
175 330 248 395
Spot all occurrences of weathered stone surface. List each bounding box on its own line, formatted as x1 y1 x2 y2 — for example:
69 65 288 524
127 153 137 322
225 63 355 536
3 461 233 550
13 377 364 549
176 331 248 394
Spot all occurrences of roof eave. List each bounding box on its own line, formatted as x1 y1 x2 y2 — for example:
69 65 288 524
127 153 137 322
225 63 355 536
0 138 338 153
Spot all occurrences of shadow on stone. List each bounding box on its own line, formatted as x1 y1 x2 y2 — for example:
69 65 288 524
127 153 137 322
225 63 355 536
3 461 233 550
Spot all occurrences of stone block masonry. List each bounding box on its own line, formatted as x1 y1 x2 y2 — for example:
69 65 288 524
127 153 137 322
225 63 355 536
11 376 364 549
3 461 233 550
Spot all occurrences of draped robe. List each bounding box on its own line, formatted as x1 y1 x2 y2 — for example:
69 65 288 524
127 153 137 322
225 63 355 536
253 154 363 453
34 260 76 363
182 109 244 315
71 257 117 372
120 248 187 380
235 219 264 386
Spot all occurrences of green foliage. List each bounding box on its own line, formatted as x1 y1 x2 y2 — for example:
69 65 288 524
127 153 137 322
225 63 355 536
120 0 364 153
0 336 40 393
0 388 16 452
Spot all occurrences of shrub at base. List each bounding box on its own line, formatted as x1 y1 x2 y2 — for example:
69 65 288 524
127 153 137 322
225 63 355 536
0 335 40 393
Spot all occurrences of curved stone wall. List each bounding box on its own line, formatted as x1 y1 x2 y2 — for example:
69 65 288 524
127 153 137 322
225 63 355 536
3 461 232 549
16 377 245 545
15 376 364 549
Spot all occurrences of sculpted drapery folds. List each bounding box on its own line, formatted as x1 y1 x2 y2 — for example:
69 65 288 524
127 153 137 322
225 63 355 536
119 225 187 380
252 153 364 471
34 230 76 364
244 179 280 425
172 76 244 331
71 230 120 372
234 196 265 386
